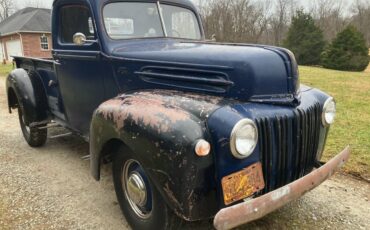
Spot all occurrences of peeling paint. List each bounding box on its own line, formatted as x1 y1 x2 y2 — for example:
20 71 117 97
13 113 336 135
163 182 182 209
98 92 189 133
271 186 291 201
96 90 225 134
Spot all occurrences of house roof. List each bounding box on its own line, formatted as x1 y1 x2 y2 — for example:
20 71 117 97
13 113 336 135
0 7 51 36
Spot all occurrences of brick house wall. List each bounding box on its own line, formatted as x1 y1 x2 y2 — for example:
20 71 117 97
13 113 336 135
21 33 52 58
0 32 52 62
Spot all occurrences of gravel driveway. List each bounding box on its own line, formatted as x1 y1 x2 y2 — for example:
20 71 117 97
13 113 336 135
0 76 369 230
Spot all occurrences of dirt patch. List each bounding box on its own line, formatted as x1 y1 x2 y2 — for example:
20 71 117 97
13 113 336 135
0 76 369 229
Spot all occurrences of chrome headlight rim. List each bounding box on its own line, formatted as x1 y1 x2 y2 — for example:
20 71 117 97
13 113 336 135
322 97 336 127
230 119 258 159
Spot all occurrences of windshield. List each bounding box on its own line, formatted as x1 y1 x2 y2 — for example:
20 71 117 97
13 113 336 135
103 2 202 40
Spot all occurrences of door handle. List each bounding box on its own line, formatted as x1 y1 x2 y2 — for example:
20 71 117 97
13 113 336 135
54 58 65 65
48 80 58 88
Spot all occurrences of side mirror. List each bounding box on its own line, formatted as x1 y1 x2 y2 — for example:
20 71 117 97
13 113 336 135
73 32 96 46
211 34 217 42
73 32 87 45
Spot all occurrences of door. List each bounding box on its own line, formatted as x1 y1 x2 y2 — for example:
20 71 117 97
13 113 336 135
53 4 106 137
6 40 23 60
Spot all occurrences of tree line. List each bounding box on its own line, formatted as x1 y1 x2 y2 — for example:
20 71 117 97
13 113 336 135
0 0 50 21
0 0 368 71
199 0 369 71
1 0 368 47
199 0 370 47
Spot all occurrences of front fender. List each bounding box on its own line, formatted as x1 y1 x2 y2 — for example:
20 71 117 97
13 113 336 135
6 69 48 124
90 90 225 220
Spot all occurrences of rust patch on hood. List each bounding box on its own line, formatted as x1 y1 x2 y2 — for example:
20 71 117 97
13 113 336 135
96 90 224 133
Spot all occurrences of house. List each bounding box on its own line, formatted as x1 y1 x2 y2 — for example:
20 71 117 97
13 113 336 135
0 7 52 63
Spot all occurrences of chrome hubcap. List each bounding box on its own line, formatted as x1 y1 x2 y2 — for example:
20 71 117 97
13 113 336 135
127 172 147 207
122 160 152 219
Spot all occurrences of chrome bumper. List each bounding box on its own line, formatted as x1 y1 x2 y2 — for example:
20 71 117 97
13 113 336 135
214 147 351 230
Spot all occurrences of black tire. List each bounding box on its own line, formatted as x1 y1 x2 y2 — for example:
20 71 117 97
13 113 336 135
18 107 47 147
113 146 183 230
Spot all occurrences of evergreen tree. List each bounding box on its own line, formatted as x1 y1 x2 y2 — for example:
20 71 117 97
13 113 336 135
284 11 326 65
321 26 369 71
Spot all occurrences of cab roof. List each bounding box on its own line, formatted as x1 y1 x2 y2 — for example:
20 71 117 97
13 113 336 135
53 0 197 10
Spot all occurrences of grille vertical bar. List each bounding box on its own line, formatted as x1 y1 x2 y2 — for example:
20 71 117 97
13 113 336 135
257 103 322 194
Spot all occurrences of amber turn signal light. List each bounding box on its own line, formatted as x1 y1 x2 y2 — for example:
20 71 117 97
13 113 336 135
195 139 211 157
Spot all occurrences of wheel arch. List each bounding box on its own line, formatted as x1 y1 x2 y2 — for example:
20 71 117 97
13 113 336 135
6 69 49 124
7 87 18 113
92 138 128 176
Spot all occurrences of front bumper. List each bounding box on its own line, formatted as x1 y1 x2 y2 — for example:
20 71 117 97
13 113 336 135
214 147 351 230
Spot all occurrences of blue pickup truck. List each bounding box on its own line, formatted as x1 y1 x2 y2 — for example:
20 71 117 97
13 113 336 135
5 0 350 229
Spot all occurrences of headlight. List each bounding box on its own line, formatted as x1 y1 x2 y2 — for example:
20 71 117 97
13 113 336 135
322 97 336 126
230 119 258 159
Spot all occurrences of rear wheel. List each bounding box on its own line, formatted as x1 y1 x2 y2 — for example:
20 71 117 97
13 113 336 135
18 107 47 147
113 146 183 230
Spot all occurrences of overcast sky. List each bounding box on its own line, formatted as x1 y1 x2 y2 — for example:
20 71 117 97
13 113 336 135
14 0 358 13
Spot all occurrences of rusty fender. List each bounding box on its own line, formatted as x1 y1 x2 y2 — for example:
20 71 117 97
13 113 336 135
90 90 226 221
214 147 351 230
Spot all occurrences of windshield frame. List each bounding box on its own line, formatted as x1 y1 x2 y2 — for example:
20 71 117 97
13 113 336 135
101 1 204 41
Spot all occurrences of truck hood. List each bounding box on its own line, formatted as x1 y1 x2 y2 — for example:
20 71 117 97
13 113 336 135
108 39 300 104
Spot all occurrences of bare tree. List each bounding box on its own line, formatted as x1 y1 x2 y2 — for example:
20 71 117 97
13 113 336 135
0 0 14 21
200 0 368 47
201 0 233 41
22 0 51 9
310 0 347 41
269 0 296 45
351 0 370 46
201 0 271 43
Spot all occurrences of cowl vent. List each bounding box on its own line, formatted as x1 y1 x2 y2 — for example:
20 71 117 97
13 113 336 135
135 66 234 94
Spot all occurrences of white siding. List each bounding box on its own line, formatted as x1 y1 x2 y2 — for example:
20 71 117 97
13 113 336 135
0 42 4 61
6 40 23 60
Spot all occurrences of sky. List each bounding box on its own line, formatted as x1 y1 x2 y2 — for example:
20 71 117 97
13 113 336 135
13 0 358 13
15 0 54 9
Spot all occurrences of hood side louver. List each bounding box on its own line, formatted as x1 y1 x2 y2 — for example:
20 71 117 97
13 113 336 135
135 66 234 94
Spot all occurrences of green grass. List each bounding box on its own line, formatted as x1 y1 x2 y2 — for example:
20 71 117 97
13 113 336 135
0 64 13 76
300 66 370 179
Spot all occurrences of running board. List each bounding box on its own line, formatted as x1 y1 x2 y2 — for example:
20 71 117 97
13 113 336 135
81 155 90 161
49 132 73 139
38 123 61 130
29 120 51 128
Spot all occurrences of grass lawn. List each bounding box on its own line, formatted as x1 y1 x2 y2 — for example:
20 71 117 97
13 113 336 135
300 66 370 179
0 64 13 76
0 64 369 179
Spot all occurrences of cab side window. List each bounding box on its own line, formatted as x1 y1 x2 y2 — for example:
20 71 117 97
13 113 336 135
60 5 95 43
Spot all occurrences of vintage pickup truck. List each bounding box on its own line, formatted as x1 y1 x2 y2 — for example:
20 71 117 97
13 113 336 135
6 0 350 229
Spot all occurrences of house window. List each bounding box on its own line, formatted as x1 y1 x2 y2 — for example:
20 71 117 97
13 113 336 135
40 35 49 50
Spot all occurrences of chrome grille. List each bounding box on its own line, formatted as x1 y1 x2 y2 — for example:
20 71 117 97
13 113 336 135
256 103 322 193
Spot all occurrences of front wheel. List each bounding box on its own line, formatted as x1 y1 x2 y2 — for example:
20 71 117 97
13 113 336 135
113 146 183 230
18 107 47 147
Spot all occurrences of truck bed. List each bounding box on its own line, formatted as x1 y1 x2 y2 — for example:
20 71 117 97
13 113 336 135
13 56 66 121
